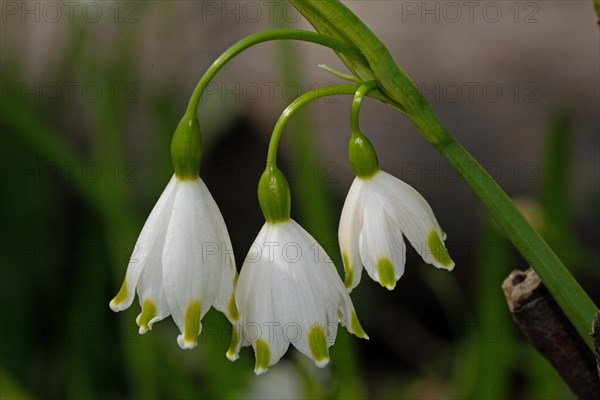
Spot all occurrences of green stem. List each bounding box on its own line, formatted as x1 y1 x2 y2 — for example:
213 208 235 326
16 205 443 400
350 81 378 134
440 137 597 347
266 84 396 165
291 0 597 349
184 29 368 117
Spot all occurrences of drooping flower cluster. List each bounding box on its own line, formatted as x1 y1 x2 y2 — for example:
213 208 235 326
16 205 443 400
109 90 454 376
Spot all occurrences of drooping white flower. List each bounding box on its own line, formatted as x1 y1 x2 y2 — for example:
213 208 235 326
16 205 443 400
109 175 239 349
340 170 454 291
228 219 368 375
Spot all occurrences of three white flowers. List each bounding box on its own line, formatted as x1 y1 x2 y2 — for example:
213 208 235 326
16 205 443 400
109 115 454 375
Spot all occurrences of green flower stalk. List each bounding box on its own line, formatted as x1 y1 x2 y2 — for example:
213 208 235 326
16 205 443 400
341 82 454 291
290 0 597 348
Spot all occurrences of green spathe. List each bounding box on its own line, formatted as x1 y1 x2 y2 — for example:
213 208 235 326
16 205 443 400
258 165 291 223
349 132 379 178
171 113 202 180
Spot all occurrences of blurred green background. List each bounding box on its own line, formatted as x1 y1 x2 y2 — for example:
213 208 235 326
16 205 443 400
1 1 598 399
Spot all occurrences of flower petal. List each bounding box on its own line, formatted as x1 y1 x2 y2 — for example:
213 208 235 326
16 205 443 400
109 175 177 312
235 224 290 372
197 179 239 324
375 171 454 270
162 179 221 349
135 267 170 334
358 191 406 290
271 221 337 368
338 177 366 292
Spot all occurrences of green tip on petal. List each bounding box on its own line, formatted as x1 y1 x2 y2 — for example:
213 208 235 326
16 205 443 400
427 230 454 270
226 325 240 361
110 280 128 311
254 338 270 375
171 113 202 180
228 293 240 321
350 310 369 339
376 258 397 290
180 301 201 349
308 325 330 367
349 132 379 179
258 165 291 224
342 252 354 289
137 299 157 334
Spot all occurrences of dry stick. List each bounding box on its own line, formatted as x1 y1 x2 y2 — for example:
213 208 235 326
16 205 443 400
502 269 600 399
593 311 600 380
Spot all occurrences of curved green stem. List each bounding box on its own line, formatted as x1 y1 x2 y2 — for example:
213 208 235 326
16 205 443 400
266 83 398 165
291 0 598 349
184 29 369 117
350 81 378 134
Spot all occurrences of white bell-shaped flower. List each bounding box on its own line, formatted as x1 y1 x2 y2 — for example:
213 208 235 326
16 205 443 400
339 170 454 291
109 175 239 349
228 166 367 375
229 219 368 375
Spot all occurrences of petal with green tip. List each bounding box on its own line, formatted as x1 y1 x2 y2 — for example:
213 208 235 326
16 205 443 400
374 171 454 271
254 338 271 375
109 175 178 312
358 194 405 288
177 301 201 349
308 325 330 367
338 177 367 292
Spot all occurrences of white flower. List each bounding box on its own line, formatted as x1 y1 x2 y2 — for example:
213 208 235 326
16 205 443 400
228 219 368 375
109 175 239 349
339 170 454 291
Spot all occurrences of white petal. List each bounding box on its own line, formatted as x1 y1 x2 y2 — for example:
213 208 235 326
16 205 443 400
236 227 290 373
197 179 239 324
338 177 366 292
235 220 367 372
271 221 337 368
162 179 221 349
228 227 266 362
374 171 454 270
358 192 406 290
109 175 177 312
135 269 170 335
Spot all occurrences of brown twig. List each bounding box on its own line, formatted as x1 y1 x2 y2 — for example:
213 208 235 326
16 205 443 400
502 268 600 399
593 311 600 380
